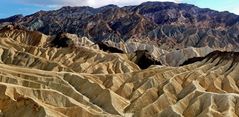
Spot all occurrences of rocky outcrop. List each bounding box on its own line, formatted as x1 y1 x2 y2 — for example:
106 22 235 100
129 50 162 69
0 1 239 116
96 42 124 53
159 46 215 66
0 27 239 117
0 25 139 74
96 41 221 67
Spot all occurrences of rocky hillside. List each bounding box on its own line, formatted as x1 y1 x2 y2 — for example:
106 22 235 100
1 2 239 50
0 25 239 117
0 2 239 116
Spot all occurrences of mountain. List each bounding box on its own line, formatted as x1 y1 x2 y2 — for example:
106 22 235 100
1 2 239 117
1 2 239 50
0 14 23 23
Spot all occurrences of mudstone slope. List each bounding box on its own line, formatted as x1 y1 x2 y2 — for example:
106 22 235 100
0 1 239 117
0 25 238 117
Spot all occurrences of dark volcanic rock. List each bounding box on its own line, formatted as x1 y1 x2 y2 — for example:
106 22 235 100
96 42 124 53
1 2 239 50
51 32 74 48
131 2 239 27
0 14 23 23
131 50 162 69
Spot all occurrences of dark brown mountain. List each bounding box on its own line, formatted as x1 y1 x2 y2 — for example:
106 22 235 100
0 14 23 23
1 2 239 50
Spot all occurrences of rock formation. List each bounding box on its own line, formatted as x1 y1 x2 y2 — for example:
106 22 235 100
1 2 239 50
0 1 239 117
0 25 238 117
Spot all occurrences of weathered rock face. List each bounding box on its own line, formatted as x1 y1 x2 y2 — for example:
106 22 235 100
129 2 239 28
0 1 239 116
129 50 162 69
0 26 139 74
0 27 239 117
96 42 124 53
158 46 215 66
94 41 226 67
1 2 239 50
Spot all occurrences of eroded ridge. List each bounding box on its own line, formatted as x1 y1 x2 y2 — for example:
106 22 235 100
0 27 239 117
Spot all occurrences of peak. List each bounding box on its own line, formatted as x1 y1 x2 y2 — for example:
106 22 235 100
4 14 23 19
140 1 177 5
59 6 94 10
99 4 119 9
97 4 119 12
10 14 24 18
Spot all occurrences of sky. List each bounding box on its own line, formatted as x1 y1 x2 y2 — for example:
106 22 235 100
0 0 239 18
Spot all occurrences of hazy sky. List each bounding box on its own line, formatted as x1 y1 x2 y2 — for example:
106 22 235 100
0 0 239 18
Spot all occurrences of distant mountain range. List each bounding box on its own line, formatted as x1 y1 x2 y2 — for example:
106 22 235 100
1 2 239 50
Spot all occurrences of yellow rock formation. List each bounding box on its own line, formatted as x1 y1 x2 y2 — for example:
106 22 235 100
0 26 239 117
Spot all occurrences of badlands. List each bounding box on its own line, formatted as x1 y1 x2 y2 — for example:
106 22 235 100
0 25 238 117
1 1 239 117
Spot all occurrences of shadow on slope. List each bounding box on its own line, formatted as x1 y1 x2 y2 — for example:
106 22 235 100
130 50 162 69
180 51 239 66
